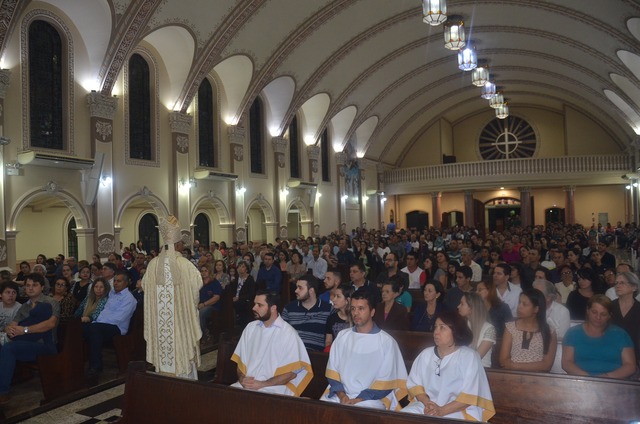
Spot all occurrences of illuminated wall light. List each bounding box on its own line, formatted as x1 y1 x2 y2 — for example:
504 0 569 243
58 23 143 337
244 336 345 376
281 187 289 197
269 126 280 137
317 192 322 198
634 182 639 188
100 176 112 187
363 195 369 201
381 197 387 203
341 194 348 201
236 185 247 195
626 185 632 190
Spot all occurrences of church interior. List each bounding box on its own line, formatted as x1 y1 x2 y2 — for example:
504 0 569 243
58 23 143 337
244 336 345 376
0 0 639 422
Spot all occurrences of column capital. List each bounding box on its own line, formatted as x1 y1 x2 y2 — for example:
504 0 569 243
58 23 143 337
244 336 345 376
169 111 192 134
464 190 474 196
0 69 11 99
431 191 442 199
306 145 320 161
271 136 288 153
87 92 118 120
5 230 19 239
518 186 532 193
563 185 576 192
228 124 246 145
335 152 348 166
73 228 96 236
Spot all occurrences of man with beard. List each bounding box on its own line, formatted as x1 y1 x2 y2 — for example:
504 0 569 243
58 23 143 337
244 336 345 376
282 275 332 351
231 291 312 396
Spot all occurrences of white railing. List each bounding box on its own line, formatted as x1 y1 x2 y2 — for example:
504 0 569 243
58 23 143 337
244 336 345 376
384 155 634 185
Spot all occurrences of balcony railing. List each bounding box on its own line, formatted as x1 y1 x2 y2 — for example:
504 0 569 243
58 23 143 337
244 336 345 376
383 155 634 193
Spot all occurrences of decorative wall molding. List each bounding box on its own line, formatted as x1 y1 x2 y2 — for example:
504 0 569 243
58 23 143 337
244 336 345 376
87 92 118 120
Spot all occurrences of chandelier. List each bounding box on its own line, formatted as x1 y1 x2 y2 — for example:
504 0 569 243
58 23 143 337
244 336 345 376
472 66 489 87
444 20 465 50
490 92 505 109
495 103 509 119
457 45 477 71
422 0 447 26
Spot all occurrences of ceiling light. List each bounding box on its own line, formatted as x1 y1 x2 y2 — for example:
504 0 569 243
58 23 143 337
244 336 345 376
422 0 447 26
495 103 509 119
458 45 477 71
472 66 489 87
444 19 465 50
489 92 505 109
481 81 496 99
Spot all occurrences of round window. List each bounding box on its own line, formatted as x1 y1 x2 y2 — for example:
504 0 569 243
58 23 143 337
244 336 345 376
479 116 537 160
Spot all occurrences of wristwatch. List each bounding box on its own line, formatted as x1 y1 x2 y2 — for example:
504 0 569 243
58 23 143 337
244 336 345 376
23 327 29 334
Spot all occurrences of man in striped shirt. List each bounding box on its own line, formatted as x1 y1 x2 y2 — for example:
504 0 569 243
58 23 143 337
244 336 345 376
281 275 332 351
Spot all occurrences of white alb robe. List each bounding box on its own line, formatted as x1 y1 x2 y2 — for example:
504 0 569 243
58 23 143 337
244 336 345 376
231 315 312 396
320 327 408 410
402 346 495 422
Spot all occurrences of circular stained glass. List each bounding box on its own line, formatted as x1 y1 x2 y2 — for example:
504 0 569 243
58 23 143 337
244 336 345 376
479 116 537 160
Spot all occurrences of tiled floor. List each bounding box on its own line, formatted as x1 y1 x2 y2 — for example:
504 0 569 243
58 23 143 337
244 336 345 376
0 347 217 424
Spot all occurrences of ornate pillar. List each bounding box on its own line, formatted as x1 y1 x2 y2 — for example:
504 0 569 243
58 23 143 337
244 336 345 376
0 69 10 267
169 111 193 229
88 92 118 258
5 230 17 270
228 123 246 240
336 152 348 230
264 223 279 244
307 145 320 232
272 136 288 233
464 190 475 227
307 145 320 182
519 187 532 227
564 186 576 225
377 163 385 231
432 192 442 228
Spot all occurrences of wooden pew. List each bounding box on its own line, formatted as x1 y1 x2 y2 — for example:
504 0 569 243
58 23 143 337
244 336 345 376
486 369 640 423
15 318 85 404
121 361 462 424
209 285 235 341
112 306 145 373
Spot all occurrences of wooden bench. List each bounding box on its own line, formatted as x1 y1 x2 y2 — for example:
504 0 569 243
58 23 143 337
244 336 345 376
112 306 145 373
209 285 235 341
15 318 85 404
213 330 640 423
120 361 462 424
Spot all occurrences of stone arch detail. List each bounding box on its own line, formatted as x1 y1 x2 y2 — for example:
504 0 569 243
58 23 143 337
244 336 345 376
245 195 275 224
191 193 231 225
115 187 169 228
9 187 91 231
285 196 310 222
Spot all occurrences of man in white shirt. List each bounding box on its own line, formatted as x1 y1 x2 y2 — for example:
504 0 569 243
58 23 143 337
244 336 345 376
494 263 521 316
460 248 482 283
400 252 423 289
307 246 328 280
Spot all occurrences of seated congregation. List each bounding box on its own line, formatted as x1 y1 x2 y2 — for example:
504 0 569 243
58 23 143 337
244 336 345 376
1 222 640 422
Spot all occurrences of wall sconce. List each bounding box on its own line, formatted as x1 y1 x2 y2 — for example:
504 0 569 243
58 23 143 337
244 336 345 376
236 185 247 195
100 175 112 187
363 195 369 201
179 179 192 192
341 194 348 201
381 197 387 203
281 187 290 197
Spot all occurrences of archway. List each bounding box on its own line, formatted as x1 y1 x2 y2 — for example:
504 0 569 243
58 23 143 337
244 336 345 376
545 207 565 225
193 212 210 248
484 197 521 232
406 210 428 232
10 187 91 261
138 213 159 254
245 196 275 243
286 196 311 239
115 188 169 253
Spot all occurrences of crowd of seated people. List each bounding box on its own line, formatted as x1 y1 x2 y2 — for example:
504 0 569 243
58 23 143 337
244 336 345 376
0 220 639 409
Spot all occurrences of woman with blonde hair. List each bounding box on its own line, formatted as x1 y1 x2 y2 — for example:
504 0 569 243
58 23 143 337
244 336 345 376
458 292 496 367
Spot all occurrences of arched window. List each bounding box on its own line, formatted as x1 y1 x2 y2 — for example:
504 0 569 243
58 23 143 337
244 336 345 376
29 20 63 150
321 128 330 182
289 115 300 179
138 213 159 254
128 54 152 161
194 213 210 248
249 98 264 174
198 78 216 168
67 217 78 259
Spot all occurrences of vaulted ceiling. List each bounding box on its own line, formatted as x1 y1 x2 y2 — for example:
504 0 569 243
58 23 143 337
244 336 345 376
2 0 639 167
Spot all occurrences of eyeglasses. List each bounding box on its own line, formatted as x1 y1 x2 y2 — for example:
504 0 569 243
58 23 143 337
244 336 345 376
55 283 66 287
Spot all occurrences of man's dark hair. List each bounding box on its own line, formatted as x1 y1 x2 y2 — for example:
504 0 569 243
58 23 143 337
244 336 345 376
115 270 130 283
350 261 367 273
406 251 418 261
0 281 20 294
256 290 280 309
263 252 275 259
103 262 117 273
26 272 46 287
351 289 375 311
457 265 473 280
298 274 320 295
325 269 342 283
495 262 511 276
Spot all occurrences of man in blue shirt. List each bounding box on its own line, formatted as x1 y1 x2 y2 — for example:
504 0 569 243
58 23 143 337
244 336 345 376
84 270 137 378
256 252 282 293
282 275 331 351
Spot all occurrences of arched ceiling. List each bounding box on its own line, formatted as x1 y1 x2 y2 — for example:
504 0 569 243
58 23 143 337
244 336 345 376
6 0 640 167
